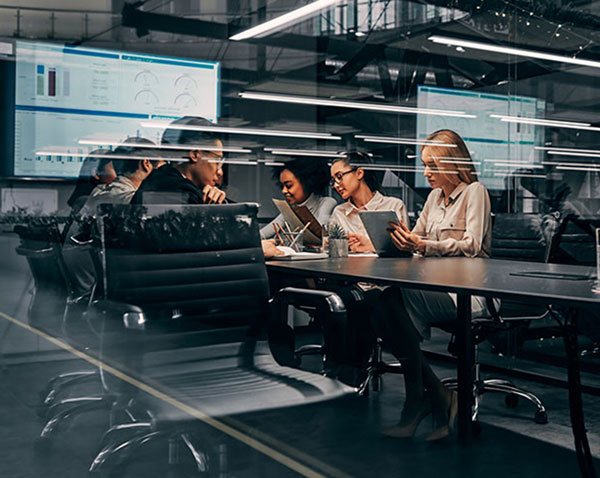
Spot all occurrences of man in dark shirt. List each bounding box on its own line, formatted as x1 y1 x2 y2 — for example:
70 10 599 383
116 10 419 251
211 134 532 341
132 116 227 205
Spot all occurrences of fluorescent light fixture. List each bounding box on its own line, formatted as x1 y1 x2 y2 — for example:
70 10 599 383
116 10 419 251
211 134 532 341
262 161 286 167
489 114 591 130
535 146 600 155
240 92 477 119
139 120 340 140
556 165 600 172
493 172 547 178
355 135 457 146
78 139 251 153
491 161 544 169
211 159 258 166
428 35 600 70
265 148 346 158
543 161 600 167
230 0 345 41
547 150 600 158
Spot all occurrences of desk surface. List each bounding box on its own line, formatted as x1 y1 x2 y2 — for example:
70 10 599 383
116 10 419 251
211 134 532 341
267 256 600 308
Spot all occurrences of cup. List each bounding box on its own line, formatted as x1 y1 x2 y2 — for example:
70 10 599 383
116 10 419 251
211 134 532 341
329 238 348 258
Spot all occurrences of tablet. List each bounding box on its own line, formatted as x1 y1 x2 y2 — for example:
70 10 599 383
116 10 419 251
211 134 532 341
358 210 413 258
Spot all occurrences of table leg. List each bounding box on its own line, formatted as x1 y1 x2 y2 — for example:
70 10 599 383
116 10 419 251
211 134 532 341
564 308 597 478
455 293 473 446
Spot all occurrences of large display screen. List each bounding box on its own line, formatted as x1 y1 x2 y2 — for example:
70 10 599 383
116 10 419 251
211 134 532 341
14 41 220 178
416 86 546 190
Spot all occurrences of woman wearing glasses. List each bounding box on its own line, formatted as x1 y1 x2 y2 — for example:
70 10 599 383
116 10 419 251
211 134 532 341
377 129 492 441
329 152 408 251
260 157 336 240
325 152 408 385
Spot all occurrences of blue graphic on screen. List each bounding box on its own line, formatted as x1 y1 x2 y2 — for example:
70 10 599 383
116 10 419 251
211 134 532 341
14 41 220 178
416 86 546 190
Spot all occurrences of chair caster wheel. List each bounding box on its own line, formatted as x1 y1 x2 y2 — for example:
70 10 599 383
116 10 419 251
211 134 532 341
471 420 482 436
505 393 519 408
534 410 548 424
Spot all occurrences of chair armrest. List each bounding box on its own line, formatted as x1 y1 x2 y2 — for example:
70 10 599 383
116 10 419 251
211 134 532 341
269 287 346 314
87 299 146 331
69 233 93 246
268 287 346 368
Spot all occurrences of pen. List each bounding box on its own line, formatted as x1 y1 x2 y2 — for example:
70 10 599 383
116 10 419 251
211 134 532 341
289 221 311 251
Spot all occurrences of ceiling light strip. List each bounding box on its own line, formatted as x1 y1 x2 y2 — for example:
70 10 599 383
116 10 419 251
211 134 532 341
78 140 251 153
356 135 457 147
139 120 340 140
428 35 600 70
239 92 477 118
230 0 345 41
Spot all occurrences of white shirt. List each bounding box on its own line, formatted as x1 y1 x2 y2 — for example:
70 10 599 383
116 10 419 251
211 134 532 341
329 191 409 236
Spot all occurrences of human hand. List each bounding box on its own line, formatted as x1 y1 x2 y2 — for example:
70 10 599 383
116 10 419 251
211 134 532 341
388 221 425 254
202 185 227 204
261 239 284 259
347 233 375 253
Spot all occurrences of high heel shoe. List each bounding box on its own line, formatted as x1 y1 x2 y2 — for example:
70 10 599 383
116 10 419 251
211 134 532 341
382 398 432 439
425 390 458 442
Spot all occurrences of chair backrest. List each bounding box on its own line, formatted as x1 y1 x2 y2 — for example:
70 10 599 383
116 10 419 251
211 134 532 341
491 213 557 262
14 219 68 333
547 214 599 266
96 203 269 332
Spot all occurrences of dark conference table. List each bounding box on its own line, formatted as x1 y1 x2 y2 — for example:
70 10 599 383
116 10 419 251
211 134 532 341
267 255 598 477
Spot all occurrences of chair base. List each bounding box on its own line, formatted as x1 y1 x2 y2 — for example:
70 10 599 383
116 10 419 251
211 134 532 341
358 340 403 396
442 366 548 425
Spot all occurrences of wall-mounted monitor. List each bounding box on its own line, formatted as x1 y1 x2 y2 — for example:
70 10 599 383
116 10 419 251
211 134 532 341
13 41 220 179
416 86 546 190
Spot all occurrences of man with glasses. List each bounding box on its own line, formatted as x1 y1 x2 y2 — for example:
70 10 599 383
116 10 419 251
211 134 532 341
132 116 228 205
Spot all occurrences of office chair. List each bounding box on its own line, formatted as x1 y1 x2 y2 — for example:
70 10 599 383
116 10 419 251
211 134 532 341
441 213 558 428
85 203 354 475
546 213 600 357
13 219 111 441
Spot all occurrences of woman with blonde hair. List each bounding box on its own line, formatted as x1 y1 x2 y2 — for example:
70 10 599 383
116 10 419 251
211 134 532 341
377 129 492 441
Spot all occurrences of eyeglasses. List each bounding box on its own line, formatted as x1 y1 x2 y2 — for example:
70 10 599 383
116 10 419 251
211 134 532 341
201 150 226 164
329 167 357 186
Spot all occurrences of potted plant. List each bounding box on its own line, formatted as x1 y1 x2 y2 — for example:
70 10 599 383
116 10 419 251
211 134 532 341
325 223 348 258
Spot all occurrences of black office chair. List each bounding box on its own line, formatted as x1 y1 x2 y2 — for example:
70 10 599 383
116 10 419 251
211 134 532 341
546 213 600 356
13 219 105 426
85 203 354 475
441 213 558 427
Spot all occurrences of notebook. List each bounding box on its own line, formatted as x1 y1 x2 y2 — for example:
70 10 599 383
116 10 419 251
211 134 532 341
270 246 328 261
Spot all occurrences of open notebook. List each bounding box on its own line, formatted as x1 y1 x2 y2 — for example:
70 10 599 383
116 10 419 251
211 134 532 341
270 246 328 261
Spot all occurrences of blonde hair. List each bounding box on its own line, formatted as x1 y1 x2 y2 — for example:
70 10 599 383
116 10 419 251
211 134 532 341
421 130 478 185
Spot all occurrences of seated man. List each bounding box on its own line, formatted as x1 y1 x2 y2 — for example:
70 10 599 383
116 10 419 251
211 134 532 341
85 137 165 207
132 117 227 205
132 116 282 258
63 137 164 299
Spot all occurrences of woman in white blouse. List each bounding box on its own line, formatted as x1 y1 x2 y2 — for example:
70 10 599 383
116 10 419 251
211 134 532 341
329 152 408 251
325 152 408 385
378 129 492 441
260 157 336 240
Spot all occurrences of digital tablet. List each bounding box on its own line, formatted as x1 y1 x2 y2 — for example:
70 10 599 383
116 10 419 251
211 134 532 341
358 210 413 258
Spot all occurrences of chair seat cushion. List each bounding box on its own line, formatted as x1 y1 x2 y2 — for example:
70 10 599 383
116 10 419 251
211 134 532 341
127 341 354 423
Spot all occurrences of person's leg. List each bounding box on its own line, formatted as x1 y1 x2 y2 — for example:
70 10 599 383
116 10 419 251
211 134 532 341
375 287 426 408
